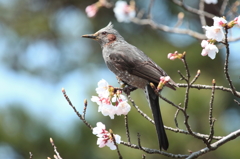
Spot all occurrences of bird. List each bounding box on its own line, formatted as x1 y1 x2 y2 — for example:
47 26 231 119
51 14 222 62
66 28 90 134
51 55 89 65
82 22 176 150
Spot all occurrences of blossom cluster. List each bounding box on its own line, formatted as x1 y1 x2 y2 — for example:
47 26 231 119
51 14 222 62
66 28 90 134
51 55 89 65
92 122 121 150
91 79 131 119
85 0 136 23
201 16 240 59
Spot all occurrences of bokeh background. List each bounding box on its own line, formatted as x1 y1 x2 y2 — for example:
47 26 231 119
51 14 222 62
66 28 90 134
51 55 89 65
0 0 240 158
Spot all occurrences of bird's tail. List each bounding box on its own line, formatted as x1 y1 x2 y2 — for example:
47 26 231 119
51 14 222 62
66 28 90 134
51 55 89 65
145 84 169 150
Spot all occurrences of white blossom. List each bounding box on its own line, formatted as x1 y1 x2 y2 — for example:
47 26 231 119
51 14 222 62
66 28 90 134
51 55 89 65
201 40 219 59
204 0 218 4
115 101 131 116
113 1 136 23
96 79 109 96
202 26 225 41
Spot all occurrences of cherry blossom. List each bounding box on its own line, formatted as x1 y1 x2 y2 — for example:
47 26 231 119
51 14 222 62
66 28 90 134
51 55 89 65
204 0 218 4
92 122 121 150
201 40 219 59
202 26 224 42
115 101 131 115
91 79 131 119
113 1 136 23
92 122 108 137
96 79 110 96
213 17 227 27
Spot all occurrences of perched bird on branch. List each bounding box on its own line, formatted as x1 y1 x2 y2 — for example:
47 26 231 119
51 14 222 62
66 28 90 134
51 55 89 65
82 22 176 150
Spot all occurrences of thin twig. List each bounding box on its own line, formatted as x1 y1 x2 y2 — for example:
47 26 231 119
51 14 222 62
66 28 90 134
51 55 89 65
205 79 216 146
83 99 87 119
234 99 240 106
62 88 92 129
174 12 184 28
137 133 143 150
124 115 131 144
208 119 216 144
147 0 154 18
174 109 180 128
177 83 240 96
178 70 188 82
190 70 201 85
223 27 240 98
208 79 216 134
220 0 229 16
171 0 215 18
199 0 206 27
110 130 122 159
158 94 184 111
50 138 62 159
182 57 190 80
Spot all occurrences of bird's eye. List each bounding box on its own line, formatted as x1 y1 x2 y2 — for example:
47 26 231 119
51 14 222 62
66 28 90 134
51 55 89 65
102 31 107 35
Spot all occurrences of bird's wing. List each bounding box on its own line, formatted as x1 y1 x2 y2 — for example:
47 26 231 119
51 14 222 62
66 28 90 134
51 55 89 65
107 47 176 90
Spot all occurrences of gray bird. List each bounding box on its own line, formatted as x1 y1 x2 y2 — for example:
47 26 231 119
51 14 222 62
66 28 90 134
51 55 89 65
82 22 176 150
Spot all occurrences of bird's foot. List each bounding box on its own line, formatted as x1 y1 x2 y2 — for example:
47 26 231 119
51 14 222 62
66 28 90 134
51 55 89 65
123 85 137 96
116 76 137 95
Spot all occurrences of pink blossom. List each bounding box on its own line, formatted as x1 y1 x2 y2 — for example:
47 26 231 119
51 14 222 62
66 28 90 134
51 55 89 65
202 26 224 41
113 1 136 23
92 122 108 137
92 122 121 150
201 40 219 59
204 0 218 4
213 17 227 27
96 134 121 150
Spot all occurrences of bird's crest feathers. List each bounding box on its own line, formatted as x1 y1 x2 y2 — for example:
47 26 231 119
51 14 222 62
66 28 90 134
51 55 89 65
106 22 113 29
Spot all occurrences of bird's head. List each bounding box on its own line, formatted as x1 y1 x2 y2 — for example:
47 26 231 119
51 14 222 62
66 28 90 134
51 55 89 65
82 22 123 47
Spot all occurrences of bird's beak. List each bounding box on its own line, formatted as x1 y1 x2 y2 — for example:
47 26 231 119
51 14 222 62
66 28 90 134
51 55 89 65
82 34 97 39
